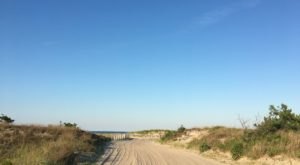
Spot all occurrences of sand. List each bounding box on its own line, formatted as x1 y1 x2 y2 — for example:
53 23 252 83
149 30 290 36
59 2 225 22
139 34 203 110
98 139 224 165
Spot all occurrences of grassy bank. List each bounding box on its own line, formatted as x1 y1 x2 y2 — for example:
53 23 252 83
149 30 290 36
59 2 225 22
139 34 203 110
157 104 300 161
184 127 300 159
0 124 110 165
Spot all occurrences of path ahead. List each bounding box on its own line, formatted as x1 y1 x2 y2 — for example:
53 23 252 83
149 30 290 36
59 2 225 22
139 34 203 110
100 139 224 165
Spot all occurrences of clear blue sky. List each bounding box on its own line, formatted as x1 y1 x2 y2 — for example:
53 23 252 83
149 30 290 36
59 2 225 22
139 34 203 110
1 0 299 131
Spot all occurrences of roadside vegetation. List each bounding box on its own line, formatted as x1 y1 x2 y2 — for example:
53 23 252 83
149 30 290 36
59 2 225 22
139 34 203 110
160 104 300 160
160 125 186 142
0 118 110 165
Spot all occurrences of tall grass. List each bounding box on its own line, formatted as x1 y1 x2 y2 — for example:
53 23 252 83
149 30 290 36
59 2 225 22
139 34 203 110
0 124 109 164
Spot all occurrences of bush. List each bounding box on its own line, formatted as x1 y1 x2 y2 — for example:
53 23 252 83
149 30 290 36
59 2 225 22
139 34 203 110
160 126 186 142
0 114 14 124
231 141 244 160
160 131 176 142
255 104 300 135
177 125 186 133
199 142 211 152
63 122 77 128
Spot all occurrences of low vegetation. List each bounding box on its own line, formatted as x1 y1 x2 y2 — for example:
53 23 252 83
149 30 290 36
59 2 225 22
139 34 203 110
63 122 78 128
159 125 186 142
0 114 14 124
160 104 300 160
0 123 110 165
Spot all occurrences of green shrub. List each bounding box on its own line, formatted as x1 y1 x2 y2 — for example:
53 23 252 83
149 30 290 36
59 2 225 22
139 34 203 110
160 131 176 142
216 143 226 151
0 114 14 124
222 139 238 151
199 142 211 152
231 141 244 160
255 104 300 135
63 122 77 128
267 146 282 157
242 129 257 143
266 133 282 143
177 125 186 133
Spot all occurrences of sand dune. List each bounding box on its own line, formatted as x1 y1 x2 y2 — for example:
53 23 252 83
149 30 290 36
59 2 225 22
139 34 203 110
99 139 223 165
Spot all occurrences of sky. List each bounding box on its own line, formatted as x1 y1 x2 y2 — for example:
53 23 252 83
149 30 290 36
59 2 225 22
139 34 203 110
0 0 300 131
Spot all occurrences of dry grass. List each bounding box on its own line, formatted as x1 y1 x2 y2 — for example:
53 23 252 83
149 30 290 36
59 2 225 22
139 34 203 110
187 127 243 151
0 124 109 164
159 126 300 160
246 131 300 159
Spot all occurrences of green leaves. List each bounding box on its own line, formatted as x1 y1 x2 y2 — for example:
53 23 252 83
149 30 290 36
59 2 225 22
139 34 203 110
231 141 244 160
177 125 186 133
199 142 211 152
0 114 14 124
63 122 77 128
255 104 300 134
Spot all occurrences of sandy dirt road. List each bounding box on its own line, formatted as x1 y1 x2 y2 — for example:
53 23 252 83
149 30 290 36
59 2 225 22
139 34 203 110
100 139 224 165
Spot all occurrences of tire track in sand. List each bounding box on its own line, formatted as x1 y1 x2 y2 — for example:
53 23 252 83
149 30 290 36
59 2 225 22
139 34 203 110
100 139 224 165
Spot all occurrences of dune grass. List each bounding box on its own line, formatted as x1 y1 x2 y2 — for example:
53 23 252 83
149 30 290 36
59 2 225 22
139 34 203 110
160 104 300 160
0 124 109 165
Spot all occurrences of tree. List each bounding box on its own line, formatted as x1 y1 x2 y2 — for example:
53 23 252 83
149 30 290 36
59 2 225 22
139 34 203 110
254 104 300 134
0 114 14 124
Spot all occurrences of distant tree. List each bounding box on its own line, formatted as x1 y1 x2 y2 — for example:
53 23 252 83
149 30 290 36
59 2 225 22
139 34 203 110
0 114 14 124
177 124 186 133
63 122 77 128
